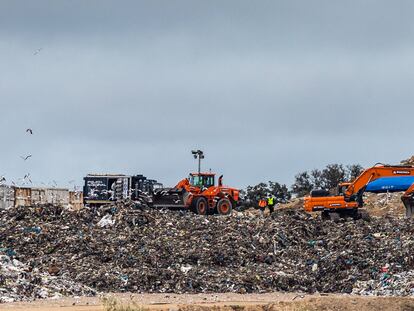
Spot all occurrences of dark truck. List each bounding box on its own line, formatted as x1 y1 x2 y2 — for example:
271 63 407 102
83 174 162 206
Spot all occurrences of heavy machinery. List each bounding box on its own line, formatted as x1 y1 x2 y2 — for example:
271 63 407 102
304 164 414 220
152 172 239 214
152 150 240 215
83 174 162 206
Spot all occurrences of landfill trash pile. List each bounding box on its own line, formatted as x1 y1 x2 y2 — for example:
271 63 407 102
0 253 95 303
363 192 406 217
353 269 414 296
401 156 414 166
1 203 414 302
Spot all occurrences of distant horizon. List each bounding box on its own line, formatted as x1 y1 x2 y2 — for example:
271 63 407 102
1 155 411 191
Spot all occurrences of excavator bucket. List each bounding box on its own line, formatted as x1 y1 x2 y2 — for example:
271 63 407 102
401 196 414 218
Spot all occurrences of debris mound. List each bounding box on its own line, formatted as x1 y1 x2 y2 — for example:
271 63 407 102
401 156 414 166
0 252 95 303
1 203 414 301
364 192 406 217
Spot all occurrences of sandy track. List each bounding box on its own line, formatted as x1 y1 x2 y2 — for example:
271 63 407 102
1 293 414 311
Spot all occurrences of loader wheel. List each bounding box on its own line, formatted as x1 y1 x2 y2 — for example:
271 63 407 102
195 197 208 215
217 198 233 215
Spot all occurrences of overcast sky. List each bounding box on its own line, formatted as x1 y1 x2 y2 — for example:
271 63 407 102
1 0 414 189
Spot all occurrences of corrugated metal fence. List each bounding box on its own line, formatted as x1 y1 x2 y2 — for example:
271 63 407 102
1 186 83 209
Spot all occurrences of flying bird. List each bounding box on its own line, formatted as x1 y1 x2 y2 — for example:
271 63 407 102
20 155 32 161
26 128 33 135
23 174 32 184
33 48 42 55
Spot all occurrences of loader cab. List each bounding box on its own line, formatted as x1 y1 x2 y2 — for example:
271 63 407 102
189 173 215 188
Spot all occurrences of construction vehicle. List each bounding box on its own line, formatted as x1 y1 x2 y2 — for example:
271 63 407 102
152 150 240 215
83 174 162 206
304 164 414 220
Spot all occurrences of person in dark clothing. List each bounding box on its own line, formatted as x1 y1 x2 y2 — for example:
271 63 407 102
267 196 275 213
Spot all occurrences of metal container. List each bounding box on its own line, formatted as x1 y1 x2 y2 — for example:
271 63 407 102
0 185 14 209
83 174 126 205
31 188 69 206
14 187 32 207
69 191 84 210
83 174 163 206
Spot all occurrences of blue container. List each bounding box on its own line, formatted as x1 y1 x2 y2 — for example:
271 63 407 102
365 176 414 193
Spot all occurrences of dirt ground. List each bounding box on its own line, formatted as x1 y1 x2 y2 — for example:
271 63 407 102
2 293 414 311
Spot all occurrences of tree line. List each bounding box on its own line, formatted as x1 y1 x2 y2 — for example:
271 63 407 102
242 163 364 205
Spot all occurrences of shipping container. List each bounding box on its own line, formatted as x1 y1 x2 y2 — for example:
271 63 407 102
30 188 69 205
0 185 14 209
14 187 31 207
83 174 162 206
12 187 78 208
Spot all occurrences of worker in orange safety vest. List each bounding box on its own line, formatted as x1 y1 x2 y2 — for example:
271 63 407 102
258 199 267 215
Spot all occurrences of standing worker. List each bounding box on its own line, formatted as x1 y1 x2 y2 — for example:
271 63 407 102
267 195 275 213
258 199 267 215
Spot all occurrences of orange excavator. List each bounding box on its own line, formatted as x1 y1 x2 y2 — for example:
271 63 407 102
304 164 414 220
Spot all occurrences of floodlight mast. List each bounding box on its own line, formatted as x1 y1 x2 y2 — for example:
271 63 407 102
191 150 204 174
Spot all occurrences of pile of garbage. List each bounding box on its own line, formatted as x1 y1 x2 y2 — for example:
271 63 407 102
401 156 414 166
0 252 95 303
363 192 406 217
1 203 414 302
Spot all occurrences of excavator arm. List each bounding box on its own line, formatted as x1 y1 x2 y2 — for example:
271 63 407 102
344 164 414 199
304 164 414 218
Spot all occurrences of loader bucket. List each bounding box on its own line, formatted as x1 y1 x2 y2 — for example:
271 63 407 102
152 188 187 208
401 196 414 218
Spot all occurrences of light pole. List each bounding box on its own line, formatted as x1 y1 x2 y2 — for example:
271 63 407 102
191 150 204 174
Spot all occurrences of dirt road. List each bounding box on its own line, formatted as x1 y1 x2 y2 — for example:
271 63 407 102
1 293 414 311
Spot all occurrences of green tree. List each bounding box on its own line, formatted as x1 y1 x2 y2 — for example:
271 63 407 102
321 164 346 190
346 164 364 181
268 181 291 203
292 163 364 197
245 181 291 204
291 172 312 197
310 169 324 189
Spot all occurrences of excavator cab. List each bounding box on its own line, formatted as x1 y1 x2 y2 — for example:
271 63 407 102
337 182 351 195
189 173 215 188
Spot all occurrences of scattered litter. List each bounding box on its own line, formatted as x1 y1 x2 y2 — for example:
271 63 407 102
1 203 414 302
97 214 115 227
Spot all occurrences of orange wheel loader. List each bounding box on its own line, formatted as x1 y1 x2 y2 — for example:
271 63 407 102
152 172 239 215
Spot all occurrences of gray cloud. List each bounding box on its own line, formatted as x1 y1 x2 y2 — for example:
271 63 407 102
1 1 414 189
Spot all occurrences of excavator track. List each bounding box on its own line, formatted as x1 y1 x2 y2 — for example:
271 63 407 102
402 195 414 218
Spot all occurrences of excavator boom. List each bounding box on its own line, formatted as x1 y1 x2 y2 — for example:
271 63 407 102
343 165 414 199
304 164 414 219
